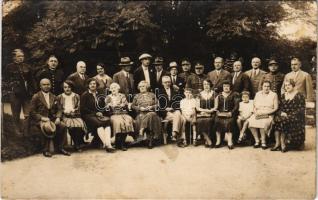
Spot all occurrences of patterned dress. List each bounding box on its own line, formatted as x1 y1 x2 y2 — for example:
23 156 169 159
274 92 305 148
105 93 134 135
196 90 216 134
132 92 162 139
215 92 240 133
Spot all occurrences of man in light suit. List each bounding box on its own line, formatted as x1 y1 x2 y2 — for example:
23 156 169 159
207 57 231 93
29 78 71 157
281 57 314 102
133 53 156 92
113 57 135 102
66 61 89 95
244 57 266 98
231 60 251 94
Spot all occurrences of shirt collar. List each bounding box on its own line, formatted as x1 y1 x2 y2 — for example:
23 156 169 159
41 91 49 96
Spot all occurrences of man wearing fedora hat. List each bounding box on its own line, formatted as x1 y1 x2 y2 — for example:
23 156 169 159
133 53 156 92
168 61 185 93
29 78 70 157
258 59 285 95
113 57 135 101
153 56 168 90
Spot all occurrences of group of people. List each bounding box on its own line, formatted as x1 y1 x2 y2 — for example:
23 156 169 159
5 49 314 157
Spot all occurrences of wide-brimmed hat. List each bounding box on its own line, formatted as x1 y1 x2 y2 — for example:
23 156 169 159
153 57 164 65
168 61 178 70
119 57 134 66
139 53 152 60
40 121 56 138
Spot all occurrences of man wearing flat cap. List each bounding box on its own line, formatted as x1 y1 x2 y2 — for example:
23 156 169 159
153 57 169 90
113 57 135 101
258 59 285 95
186 61 207 96
29 78 71 157
133 53 156 92
168 61 185 93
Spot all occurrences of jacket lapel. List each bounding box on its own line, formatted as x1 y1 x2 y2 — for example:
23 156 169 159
39 92 49 109
49 92 55 109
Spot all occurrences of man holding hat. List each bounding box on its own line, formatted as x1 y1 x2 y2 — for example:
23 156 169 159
113 57 135 101
29 78 70 157
153 56 168 90
186 61 207 96
258 59 285 94
179 58 195 82
134 53 156 91
168 61 185 92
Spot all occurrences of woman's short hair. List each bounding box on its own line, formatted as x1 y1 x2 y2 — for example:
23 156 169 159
241 91 250 97
262 80 272 87
222 80 232 89
109 82 121 90
203 79 213 88
62 80 75 91
96 62 105 69
86 78 99 88
284 79 296 88
138 80 150 91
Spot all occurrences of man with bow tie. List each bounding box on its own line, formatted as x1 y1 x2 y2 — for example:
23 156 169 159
66 61 89 95
133 53 156 92
29 78 71 157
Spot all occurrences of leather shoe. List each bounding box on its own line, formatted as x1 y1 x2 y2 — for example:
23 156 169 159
261 143 267 150
106 147 116 153
43 151 52 157
60 149 71 156
254 142 260 148
228 145 234 150
270 146 281 151
215 143 221 148
281 147 288 153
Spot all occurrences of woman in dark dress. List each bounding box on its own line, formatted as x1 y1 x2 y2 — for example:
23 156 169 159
272 79 306 152
196 79 216 148
80 78 115 153
132 81 162 149
214 80 240 149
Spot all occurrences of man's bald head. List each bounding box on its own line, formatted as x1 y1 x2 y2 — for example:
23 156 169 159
76 61 86 74
40 78 51 93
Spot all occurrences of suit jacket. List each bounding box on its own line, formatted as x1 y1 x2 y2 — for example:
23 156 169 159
245 69 266 97
170 75 185 91
113 70 135 96
133 66 156 92
207 69 231 93
36 68 65 95
29 91 60 126
56 93 81 118
231 71 251 93
157 87 183 118
281 70 314 101
6 62 36 98
80 90 106 117
154 69 169 89
67 72 89 95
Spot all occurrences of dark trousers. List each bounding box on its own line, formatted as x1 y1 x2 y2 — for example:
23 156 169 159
68 127 85 148
42 122 67 153
10 93 31 133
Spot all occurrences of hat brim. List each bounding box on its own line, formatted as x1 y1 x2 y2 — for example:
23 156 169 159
139 56 152 60
40 121 56 138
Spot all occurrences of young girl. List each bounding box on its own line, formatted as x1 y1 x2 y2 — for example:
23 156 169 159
179 88 197 147
214 81 240 150
237 91 254 144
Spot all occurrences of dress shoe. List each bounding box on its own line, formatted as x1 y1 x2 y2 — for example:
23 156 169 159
261 143 267 150
215 143 221 148
60 149 71 156
193 139 198 146
281 147 288 153
270 146 281 151
253 142 260 148
43 151 52 157
228 145 234 150
120 145 128 151
106 147 116 153
177 141 185 148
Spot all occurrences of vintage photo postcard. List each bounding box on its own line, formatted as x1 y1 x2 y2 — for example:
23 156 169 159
1 1 317 199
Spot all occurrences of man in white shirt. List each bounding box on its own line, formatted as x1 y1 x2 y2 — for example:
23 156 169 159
133 53 156 91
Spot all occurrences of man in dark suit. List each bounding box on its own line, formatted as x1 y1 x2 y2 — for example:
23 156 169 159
6 49 36 135
29 78 71 157
244 57 266 98
36 55 65 95
157 75 184 142
153 57 169 91
231 60 251 93
207 57 231 93
133 53 156 92
113 57 135 102
66 61 89 95
168 61 185 93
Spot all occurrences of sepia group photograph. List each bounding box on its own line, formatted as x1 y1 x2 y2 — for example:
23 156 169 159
1 0 317 199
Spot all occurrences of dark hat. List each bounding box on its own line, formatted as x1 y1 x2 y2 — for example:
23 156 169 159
168 61 178 70
181 60 191 65
139 53 152 60
153 57 164 65
119 57 134 66
40 121 56 138
195 63 204 69
268 59 278 65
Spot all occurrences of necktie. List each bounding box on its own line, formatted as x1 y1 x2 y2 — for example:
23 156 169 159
217 71 220 78
126 73 132 94
172 76 176 84
157 72 160 82
252 70 257 78
233 72 237 84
